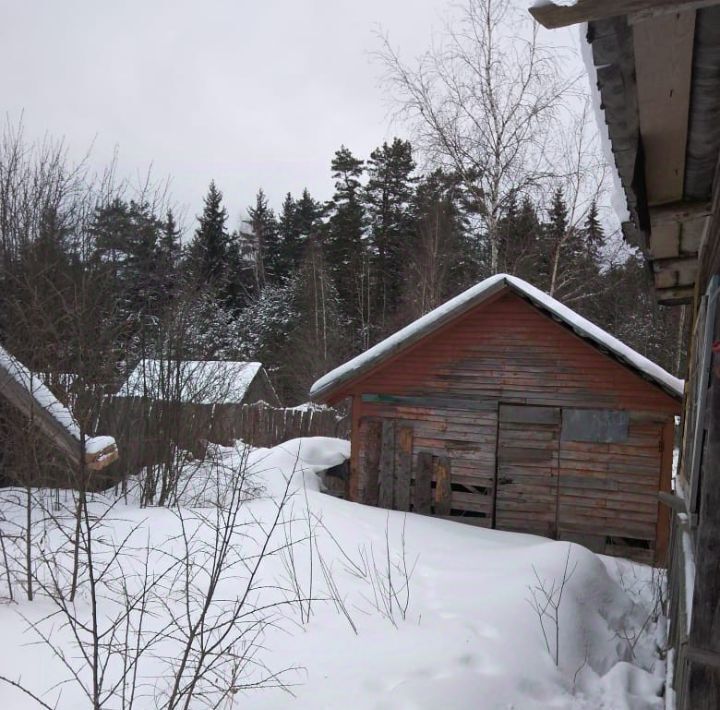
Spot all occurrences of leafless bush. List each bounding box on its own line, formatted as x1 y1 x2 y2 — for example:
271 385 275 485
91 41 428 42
154 448 302 708
315 512 417 628
0 443 320 708
613 560 667 662
527 544 577 666
0 433 418 707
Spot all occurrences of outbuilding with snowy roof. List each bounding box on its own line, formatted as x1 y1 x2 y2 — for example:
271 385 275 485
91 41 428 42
120 359 280 407
311 274 681 564
104 359 281 468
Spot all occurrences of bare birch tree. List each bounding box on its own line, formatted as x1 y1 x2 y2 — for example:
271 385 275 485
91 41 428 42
378 0 575 273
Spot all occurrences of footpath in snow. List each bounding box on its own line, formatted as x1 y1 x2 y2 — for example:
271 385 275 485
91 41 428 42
0 437 668 709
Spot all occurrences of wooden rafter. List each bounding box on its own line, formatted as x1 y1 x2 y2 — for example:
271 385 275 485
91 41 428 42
655 284 696 304
634 11 696 206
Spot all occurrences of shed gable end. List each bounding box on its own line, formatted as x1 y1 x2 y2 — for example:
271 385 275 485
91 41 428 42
347 292 678 413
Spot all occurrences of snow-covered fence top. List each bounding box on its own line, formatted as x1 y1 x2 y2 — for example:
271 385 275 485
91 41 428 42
310 273 684 401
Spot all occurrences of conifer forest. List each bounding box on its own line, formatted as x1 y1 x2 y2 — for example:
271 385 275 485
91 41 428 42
0 129 686 406
0 0 687 408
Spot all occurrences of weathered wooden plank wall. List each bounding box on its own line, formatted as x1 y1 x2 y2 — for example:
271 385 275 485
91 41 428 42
394 426 413 511
344 292 679 562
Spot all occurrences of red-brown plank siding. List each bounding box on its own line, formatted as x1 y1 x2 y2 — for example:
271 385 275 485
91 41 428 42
339 292 679 562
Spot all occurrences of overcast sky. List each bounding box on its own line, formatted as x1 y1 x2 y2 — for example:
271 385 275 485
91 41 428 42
0 0 582 231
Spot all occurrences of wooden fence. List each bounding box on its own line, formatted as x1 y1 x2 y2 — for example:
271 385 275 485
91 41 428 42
97 397 349 477
225 403 349 448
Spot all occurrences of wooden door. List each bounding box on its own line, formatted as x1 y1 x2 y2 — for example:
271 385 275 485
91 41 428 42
494 404 561 536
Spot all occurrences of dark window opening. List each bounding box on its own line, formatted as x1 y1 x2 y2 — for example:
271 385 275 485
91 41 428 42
605 536 652 550
450 481 489 495
448 508 487 518
562 409 629 443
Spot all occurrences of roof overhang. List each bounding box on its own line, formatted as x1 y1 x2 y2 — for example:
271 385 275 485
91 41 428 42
530 0 720 29
531 0 720 305
0 350 119 473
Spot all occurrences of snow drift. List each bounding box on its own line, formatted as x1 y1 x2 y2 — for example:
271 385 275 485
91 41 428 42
0 437 666 709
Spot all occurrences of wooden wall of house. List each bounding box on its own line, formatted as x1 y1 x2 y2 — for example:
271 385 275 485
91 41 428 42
336 292 679 564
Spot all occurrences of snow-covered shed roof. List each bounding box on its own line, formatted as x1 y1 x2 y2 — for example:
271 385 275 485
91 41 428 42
310 273 684 402
0 345 118 470
120 359 267 404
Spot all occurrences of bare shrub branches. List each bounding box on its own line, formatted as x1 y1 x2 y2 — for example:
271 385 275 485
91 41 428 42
527 544 577 666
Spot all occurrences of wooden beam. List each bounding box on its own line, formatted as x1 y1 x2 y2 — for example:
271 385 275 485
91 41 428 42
659 490 687 513
653 256 700 271
687 646 720 671
655 285 696 304
86 443 119 471
656 419 675 565
394 426 413 512
633 11 695 206
361 393 496 412
649 203 711 263
414 452 433 514
433 456 452 516
650 201 712 222
529 0 717 29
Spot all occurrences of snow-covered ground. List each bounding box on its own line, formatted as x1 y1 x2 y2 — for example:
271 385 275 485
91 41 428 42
0 438 667 709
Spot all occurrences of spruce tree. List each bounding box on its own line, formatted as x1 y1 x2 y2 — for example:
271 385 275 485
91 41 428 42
539 188 570 295
159 209 181 266
325 146 365 325
295 189 322 246
584 200 604 265
248 189 279 285
276 192 299 279
365 138 417 329
496 193 544 280
223 229 252 310
189 181 230 286
404 169 477 319
156 209 181 302
91 198 164 316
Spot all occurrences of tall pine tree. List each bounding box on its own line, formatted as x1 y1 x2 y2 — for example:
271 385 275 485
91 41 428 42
403 169 476 319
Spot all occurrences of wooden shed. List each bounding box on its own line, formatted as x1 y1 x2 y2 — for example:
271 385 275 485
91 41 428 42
311 274 682 564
